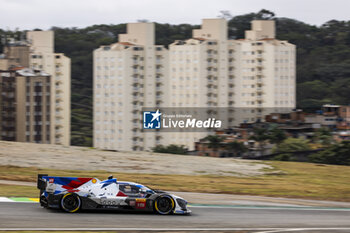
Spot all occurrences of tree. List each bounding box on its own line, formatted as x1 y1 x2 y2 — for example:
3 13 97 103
204 135 224 151
269 128 287 145
249 127 270 153
313 127 334 146
152 144 188 155
217 10 233 20
272 138 311 161
225 141 247 157
309 141 350 165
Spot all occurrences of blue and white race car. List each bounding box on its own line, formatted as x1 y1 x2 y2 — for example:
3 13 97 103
37 174 191 215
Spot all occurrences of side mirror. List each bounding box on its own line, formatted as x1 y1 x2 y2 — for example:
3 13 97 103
108 175 113 180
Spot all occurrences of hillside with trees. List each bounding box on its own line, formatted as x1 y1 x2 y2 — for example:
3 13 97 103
1 9 350 146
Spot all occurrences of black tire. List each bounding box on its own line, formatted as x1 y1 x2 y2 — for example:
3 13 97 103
40 195 48 208
60 193 81 213
154 195 175 215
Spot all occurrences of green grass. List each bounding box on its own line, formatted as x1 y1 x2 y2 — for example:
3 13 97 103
0 161 350 202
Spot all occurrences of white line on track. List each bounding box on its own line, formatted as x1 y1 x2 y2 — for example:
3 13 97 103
1 228 350 231
256 228 350 233
189 205 350 211
0 197 14 202
2 200 350 211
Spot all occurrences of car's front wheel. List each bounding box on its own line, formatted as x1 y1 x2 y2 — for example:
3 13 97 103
154 195 175 215
60 193 81 213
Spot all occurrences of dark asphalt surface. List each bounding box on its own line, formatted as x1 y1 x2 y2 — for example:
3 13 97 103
0 203 350 231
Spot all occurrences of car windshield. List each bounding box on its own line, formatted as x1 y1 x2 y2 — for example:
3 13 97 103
118 183 155 195
139 185 155 193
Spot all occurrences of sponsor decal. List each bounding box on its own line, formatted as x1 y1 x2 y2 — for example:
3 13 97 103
143 109 161 129
92 178 97 184
135 198 146 209
49 178 54 183
116 191 128 197
136 198 146 202
129 200 136 206
143 108 222 130
162 118 221 128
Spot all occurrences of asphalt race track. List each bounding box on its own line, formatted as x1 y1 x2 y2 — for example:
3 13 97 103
1 202 350 232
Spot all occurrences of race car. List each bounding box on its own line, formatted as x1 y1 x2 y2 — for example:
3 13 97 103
37 174 191 215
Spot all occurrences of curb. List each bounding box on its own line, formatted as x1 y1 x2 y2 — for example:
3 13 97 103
0 197 38 203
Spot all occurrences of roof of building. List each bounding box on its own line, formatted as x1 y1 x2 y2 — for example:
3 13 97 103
118 42 135 46
16 68 50 77
193 37 207 41
259 38 275 41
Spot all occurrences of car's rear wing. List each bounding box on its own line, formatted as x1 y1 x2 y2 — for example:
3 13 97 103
37 175 100 194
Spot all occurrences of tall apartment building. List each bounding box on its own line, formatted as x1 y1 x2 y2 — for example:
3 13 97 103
234 20 296 109
93 23 168 151
0 40 30 69
162 19 295 149
0 68 51 143
26 31 71 146
163 19 234 147
93 19 296 151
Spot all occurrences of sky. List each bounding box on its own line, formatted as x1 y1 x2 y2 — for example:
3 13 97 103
0 0 350 30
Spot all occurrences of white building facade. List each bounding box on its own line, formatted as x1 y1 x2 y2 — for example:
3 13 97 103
93 23 168 151
93 19 296 151
27 31 71 146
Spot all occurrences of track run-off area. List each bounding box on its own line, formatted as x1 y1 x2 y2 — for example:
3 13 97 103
0 200 350 232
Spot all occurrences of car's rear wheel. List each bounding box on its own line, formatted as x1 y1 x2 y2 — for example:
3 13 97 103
154 195 175 215
60 193 81 213
40 195 48 208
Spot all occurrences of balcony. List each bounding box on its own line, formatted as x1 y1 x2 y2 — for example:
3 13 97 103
56 104 63 111
208 94 217 100
55 95 62 101
256 88 263 94
133 95 140 101
55 129 62 135
133 86 142 92
207 53 216 58
133 77 140 83
207 70 216 75
207 87 215 94
133 123 140 129
207 79 215 84
207 83 215 88
156 99 163 105
132 131 141 138
207 62 215 67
